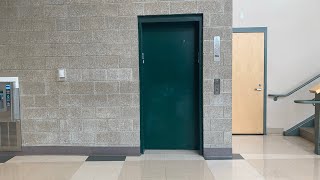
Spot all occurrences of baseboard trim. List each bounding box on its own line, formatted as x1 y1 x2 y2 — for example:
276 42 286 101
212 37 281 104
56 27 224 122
203 148 232 160
284 115 315 136
0 146 140 156
267 128 284 135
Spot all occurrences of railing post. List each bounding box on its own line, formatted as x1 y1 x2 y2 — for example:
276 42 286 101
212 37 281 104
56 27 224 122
315 93 320 155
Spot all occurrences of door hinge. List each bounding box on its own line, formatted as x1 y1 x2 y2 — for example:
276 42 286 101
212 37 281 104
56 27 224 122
197 52 200 63
142 53 145 64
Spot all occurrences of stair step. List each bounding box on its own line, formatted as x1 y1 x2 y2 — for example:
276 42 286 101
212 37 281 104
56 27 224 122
300 127 315 143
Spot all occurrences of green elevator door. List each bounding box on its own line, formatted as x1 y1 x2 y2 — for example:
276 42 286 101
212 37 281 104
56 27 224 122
141 22 199 150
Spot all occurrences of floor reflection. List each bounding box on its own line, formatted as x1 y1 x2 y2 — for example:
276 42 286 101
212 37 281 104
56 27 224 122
0 136 319 180
119 160 215 180
0 162 82 180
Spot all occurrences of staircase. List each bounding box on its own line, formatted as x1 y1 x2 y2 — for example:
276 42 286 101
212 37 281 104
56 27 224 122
294 86 320 155
269 74 320 154
300 127 315 142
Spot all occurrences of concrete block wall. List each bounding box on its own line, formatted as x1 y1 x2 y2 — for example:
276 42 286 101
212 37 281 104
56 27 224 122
0 0 232 150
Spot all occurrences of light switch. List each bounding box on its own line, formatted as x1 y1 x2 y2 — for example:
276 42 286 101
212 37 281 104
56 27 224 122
58 68 66 81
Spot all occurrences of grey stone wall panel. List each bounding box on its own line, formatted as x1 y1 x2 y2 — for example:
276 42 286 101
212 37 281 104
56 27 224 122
0 0 232 149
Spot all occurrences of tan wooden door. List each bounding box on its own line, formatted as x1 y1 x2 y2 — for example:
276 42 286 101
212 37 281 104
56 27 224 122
232 32 265 134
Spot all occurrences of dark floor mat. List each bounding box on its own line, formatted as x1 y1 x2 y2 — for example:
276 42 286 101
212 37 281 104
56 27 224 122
0 156 14 163
232 154 244 159
86 156 126 161
205 154 244 160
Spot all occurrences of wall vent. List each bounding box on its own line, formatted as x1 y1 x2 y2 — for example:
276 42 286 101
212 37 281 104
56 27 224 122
0 121 21 151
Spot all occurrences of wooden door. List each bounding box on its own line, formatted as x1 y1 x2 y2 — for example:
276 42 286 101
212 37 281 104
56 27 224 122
232 32 265 134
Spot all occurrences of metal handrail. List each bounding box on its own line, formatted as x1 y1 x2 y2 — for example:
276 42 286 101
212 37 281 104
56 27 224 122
294 99 320 105
269 74 320 101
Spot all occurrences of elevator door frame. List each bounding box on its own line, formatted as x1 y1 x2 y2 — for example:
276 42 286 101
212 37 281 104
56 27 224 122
0 77 21 151
138 14 204 154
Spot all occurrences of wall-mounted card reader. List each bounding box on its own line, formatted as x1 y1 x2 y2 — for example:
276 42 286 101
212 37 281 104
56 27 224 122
214 36 221 62
214 79 220 95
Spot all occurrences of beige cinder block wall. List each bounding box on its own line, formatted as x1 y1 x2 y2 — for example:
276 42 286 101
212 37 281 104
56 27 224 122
0 0 232 157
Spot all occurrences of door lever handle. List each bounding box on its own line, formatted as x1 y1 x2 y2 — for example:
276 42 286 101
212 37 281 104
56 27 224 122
255 88 262 91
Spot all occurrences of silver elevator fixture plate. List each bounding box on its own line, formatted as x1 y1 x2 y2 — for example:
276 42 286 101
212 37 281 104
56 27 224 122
214 36 221 62
214 79 221 95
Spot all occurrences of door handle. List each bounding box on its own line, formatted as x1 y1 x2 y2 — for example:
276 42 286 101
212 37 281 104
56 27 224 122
255 88 262 91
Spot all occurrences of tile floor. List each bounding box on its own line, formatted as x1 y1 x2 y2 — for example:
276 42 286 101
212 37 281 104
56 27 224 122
0 135 319 180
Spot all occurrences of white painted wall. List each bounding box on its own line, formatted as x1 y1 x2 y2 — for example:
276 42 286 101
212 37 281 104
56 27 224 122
233 0 320 130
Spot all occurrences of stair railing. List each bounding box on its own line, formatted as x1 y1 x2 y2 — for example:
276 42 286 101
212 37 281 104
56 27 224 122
294 84 320 155
268 74 320 101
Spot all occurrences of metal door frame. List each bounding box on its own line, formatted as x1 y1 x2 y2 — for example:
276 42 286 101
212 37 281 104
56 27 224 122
138 14 204 154
233 27 268 135
0 77 21 151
